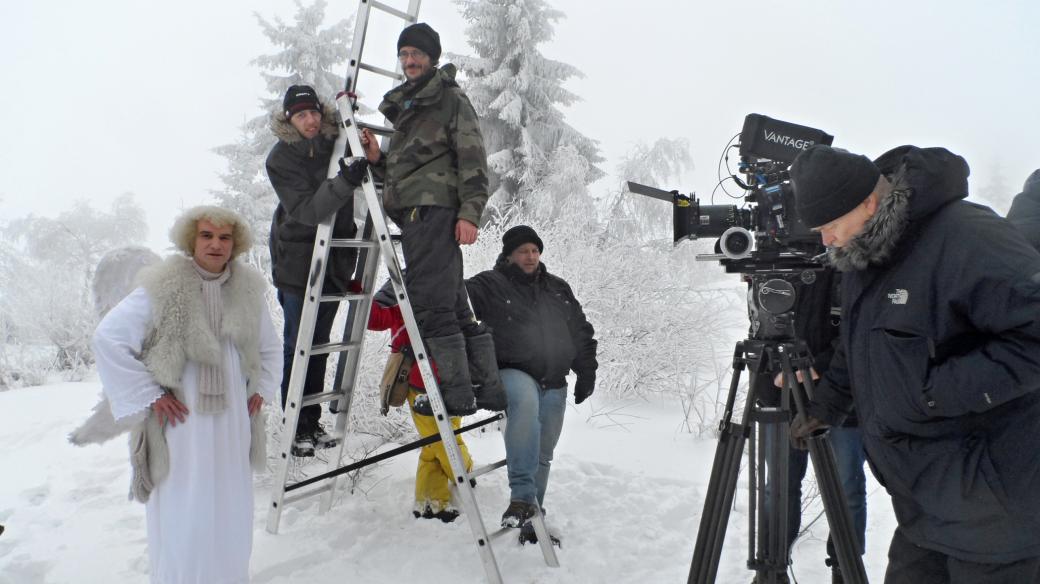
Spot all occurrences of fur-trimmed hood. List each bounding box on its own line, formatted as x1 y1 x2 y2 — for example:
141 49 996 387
827 146 969 272
269 102 339 145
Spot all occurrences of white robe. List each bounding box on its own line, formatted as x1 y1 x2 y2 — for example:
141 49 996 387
93 287 281 584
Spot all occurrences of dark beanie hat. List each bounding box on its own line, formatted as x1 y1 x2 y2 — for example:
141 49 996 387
502 225 544 256
791 145 881 228
398 23 441 63
282 85 322 118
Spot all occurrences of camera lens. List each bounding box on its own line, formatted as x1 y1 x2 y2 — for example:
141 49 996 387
720 227 753 259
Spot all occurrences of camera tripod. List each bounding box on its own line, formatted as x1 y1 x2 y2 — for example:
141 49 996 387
688 295 868 583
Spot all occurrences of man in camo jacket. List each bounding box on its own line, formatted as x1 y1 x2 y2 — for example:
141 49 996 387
360 22 504 417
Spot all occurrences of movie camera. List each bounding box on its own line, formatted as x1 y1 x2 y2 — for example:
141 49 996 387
627 114 834 274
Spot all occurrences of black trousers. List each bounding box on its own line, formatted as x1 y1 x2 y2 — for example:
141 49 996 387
277 289 338 435
884 527 1040 584
391 206 479 339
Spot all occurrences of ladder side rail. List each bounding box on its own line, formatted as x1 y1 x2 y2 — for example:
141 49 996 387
344 1 374 95
266 216 338 534
336 93 503 584
319 218 383 513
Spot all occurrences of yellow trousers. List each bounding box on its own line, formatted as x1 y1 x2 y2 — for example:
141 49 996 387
408 389 473 511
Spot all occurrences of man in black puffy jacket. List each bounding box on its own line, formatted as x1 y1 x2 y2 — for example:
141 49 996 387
790 145 1040 582
266 84 366 457
466 225 598 539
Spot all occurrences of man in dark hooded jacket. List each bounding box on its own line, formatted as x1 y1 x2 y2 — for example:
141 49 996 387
466 225 598 541
1008 169 1040 251
789 145 1040 582
266 84 366 457
358 23 504 417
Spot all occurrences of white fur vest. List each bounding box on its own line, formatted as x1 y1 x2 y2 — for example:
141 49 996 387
71 256 270 502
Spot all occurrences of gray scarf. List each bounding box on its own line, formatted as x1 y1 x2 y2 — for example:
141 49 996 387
192 261 231 414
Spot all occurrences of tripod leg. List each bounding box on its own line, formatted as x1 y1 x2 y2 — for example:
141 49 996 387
778 347 868 584
688 345 751 584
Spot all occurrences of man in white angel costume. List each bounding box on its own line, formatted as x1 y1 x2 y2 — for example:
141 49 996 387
78 205 281 583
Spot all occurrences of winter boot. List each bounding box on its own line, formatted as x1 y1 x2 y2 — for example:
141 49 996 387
500 500 538 528
291 434 315 458
465 332 507 412
518 519 562 547
412 501 435 519
434 503 460 523
311 425 338 450
418 334 477 416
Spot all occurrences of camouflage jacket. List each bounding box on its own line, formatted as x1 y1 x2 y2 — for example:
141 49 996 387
375 64 489 226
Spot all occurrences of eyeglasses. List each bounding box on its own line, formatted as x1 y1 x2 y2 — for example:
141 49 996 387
397 49 427 61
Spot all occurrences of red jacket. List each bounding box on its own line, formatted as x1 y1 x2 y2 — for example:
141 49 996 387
367 302 437 388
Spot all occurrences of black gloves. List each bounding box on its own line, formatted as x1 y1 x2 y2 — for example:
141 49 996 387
574 375 595 404
338 157 369 187
789 412 829 450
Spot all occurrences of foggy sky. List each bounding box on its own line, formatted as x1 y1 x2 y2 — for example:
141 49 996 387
2 0 1037 252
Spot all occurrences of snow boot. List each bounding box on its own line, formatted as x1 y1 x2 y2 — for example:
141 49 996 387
291 434 315 458
414 334 476 417
466 332 507 412
518 520 562 548
500 500 538 528
311 425 338 450
434 504 460 523
412 501 435 519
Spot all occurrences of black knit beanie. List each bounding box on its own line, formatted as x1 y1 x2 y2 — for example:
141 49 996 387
282 85 322 118
397 23 441 63
502 225 544 257
791 145 881 228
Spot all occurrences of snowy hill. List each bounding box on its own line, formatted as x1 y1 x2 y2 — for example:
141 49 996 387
0 379 896 583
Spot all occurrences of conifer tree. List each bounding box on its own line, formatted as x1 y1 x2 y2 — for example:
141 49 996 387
451 0 603 224
212 0 352 269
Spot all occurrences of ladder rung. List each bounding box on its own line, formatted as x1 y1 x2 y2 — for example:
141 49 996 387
359 62 406 82
309 340 362 356
358 121 395 136
283 482 334 506
318 293 367 303
330 239 378 249
468 459 507 481
301 390 348 407
369 0 419 22
488 526 514 541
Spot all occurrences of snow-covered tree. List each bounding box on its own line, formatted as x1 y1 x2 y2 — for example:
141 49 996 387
451 0 603 224
212 0 353 270
1 194 148 374
606 137 693 243
974 160 1012 214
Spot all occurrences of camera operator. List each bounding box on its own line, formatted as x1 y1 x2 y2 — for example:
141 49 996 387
1008 169 1040 251
755 268 866 584
789 145 1040 582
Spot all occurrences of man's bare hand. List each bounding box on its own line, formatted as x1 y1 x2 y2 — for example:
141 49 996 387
359 128 382 164
248 394 265 416
773 367 820 388
455 219 478 245
153 393 189 427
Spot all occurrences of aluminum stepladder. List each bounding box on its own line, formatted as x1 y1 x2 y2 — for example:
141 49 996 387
265 1 559 581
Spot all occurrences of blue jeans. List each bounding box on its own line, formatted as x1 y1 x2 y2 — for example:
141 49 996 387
277 290 338 435
501 369 567 506
763 424 867 558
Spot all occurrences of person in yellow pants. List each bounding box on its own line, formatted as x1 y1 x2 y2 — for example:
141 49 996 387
408 388 473 521
369 279 474 522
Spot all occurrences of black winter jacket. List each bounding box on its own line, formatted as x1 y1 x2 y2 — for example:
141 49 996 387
1007 169 1040 251
266 105 357 295
809 146 1040 563
466 260 597 390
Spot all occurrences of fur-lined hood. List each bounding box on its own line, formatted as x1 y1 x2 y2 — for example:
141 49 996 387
828 146 969 272
269 102 340 144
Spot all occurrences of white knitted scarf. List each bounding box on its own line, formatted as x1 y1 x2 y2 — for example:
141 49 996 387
192 260 231 414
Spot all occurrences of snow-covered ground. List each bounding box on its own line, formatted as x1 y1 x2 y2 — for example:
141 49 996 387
0 379 897 583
